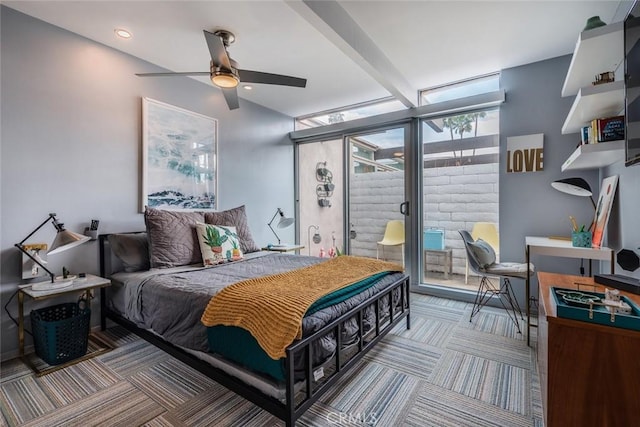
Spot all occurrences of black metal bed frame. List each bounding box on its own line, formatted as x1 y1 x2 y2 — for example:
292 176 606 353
99 233 410 427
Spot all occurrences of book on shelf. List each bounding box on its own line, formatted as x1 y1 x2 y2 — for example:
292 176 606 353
581 125 590 144
597 115 624 142
584 115 625 144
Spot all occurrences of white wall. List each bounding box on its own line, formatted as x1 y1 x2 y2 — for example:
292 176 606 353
0 7 295 358
298 140 344 256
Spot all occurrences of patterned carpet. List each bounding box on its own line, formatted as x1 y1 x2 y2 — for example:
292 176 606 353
0 293 542 426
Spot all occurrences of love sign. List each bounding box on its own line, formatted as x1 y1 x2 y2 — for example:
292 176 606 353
506 133 544 173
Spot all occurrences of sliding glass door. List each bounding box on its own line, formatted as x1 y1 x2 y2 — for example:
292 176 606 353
347 125 408 264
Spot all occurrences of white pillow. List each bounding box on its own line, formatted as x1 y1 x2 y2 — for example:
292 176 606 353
196 223 244 266
469 238 496 268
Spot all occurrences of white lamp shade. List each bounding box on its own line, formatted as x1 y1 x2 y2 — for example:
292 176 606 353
48 229 91 255
278 216 295 229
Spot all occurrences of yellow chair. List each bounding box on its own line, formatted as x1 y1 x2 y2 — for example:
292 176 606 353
377 220 405 266
466 222 499 284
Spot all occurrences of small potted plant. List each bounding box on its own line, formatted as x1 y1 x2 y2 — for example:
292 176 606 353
203 226 228 254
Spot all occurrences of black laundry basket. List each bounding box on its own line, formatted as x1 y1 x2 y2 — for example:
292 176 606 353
30 301 90 365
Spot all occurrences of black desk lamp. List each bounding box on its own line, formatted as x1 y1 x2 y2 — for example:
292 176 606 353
267 208 294 244
15 213 90 287
551 178 597 230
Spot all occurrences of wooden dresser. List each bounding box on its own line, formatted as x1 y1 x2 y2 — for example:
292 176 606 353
537 272 640 426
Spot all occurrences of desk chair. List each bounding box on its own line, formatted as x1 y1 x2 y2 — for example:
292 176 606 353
459 230 531 333
466 222 499 284
377 220 405 266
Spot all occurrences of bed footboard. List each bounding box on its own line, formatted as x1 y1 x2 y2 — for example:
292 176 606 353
284 274 410 425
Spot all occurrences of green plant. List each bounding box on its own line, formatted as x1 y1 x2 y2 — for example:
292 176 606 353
203 226 228 248
218 226 238 239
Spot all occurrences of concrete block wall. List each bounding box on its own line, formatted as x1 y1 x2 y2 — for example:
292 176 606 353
350 171 406 263
350 163 499 275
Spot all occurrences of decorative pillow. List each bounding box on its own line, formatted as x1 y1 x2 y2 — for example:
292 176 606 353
108 233 150 272
204 205 260 253
468 238 497 268
144 207 205 268
196 223 244 265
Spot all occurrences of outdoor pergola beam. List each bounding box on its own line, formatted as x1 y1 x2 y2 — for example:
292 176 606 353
374 135 499 160
288 0 417 109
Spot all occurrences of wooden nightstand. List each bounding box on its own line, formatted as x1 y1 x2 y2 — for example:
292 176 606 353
18 274 113 376
262 244 305 253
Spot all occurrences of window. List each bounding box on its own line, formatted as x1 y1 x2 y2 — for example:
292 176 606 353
422 108 499 167
350 129 405 174
420 73 500 106
295 98 406 130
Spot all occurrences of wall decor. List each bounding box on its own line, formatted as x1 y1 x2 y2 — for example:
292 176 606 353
506 133 544 173
142 98 217 211
592 175 618 248
316 161 333 207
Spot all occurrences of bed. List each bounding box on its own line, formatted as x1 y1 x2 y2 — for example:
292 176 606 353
98 207 410 427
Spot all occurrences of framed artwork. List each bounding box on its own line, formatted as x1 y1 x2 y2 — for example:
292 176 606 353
142 98 218 211
592 175 618 248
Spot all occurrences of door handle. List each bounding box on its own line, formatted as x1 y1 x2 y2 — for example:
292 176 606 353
400 201 409 216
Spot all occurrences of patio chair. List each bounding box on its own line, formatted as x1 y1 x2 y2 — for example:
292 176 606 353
377 220 405 266
465 222 500 284
459 229 531 333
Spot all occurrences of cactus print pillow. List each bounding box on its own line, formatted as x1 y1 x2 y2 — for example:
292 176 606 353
196 223 244 265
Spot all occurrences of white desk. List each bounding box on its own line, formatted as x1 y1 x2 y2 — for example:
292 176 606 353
525 236 614 346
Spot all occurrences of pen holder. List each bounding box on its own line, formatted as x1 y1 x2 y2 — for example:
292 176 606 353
572 231 592 248
83 227 98 241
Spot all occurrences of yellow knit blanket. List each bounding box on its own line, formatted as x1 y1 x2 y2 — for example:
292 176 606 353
200 256 403 359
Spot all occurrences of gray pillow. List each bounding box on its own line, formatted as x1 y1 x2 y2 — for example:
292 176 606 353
468 238 496 268
108 233 150 272
144 207 205 268
204 205 260 253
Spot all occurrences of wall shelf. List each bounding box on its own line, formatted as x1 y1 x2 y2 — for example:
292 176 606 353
561 80 625 134
560 20 625 171
561 140 624 171
562 22 623 97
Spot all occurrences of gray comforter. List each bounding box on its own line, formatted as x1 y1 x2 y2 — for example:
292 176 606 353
112 252 405 353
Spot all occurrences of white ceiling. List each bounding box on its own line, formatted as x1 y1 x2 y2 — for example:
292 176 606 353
3 1 624 117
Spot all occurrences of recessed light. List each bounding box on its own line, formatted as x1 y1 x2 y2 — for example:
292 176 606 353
243 85 253 90
115 28 132 39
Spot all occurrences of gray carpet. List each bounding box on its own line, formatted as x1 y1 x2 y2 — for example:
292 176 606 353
1 293 542 426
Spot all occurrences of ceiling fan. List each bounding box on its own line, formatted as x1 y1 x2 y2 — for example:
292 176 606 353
136 29 307 110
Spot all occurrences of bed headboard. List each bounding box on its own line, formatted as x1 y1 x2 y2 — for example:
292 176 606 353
99 231 146 278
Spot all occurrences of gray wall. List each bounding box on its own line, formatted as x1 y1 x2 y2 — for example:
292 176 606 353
500 55 601 304
0 7 295 358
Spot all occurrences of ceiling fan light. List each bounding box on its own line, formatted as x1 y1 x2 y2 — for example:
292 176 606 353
211 72 239 88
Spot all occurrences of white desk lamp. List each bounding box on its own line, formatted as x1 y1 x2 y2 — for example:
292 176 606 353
15 213 90 290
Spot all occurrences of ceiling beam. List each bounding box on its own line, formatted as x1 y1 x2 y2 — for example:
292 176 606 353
288 0 417 108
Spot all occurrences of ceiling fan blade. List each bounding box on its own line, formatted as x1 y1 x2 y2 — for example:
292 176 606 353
204 30 232 70
238 70 307 88
222 88 239 110
136 72 210 77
